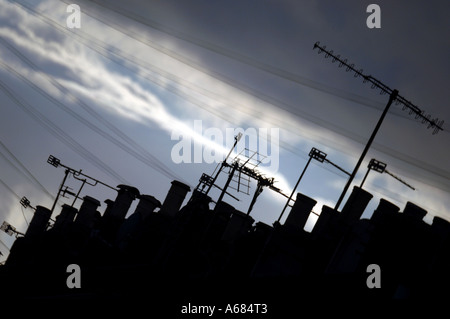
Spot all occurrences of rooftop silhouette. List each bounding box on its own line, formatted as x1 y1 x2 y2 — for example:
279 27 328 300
1 162 449 303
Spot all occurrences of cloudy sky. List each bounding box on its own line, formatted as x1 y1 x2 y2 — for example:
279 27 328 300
0 0 449 261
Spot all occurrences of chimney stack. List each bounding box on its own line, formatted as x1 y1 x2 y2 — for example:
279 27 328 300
202 201 234 245
115 195 161 250
190 189 212 206
221 210 254 242
73 195 101 232
108 185 140 220
52 204 77 233
103 199 115 217
402 202 427 222
134 194 161 219
432 216 450 240
100 185 139 242
160 180 191 217
284 192 317 232
25 205 51 238
340 186 373 224
213 201 235 219
311 205 338 237
370 199 400 225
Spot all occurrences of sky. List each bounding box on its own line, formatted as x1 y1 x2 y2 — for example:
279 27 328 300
0 0 449 262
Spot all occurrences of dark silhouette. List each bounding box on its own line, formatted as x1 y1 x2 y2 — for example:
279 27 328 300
1 172 449 305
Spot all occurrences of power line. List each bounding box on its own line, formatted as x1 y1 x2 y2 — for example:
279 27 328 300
313 42 444 134
9 0 245 129
0 139 54 200
63 0 413 119
0 176 30 226
0 77 130 185
0 177 21 201
67 0 450 134
5 0 448 215
11 0 447 187
0 60 183 188
0 237 11 264
0 36 187 185
0 238 10 251
6 0 370 181
20 205 29 226
53 0 450 153
312 42 444 210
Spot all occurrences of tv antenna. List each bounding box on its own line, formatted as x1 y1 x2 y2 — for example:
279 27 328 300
1 221 25 238
313 42 444 210
278 147 350 223
360 158 415 191
194 133 243 201
47 155 118 213
20 196 36 211
194 134 291 215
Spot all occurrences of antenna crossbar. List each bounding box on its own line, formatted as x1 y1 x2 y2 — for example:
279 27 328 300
313 42 444 134
384 169 416 191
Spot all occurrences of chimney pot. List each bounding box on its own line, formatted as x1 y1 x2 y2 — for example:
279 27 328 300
161 180 191 217
53 204 77 232
284 192 317 231
340 186 373 224
311 205 338 236
109 184 140 220
214 201 235 218
431 216 450 239
117 184 140 198
370 199 400 225
134 194 161 218
221 210 254 242
74 195 101 231
25 205 52 238
403 202 427 222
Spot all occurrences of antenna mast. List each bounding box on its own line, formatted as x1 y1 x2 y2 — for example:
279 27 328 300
47 155 118 213
278 147 350 223
313 42 444 210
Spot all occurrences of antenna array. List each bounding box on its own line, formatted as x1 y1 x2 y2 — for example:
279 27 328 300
313 42 444 134
360 158 415 191
194 135 291 215
47 155 118 213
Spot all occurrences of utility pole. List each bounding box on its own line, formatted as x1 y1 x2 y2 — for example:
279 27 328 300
313 42 444 211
